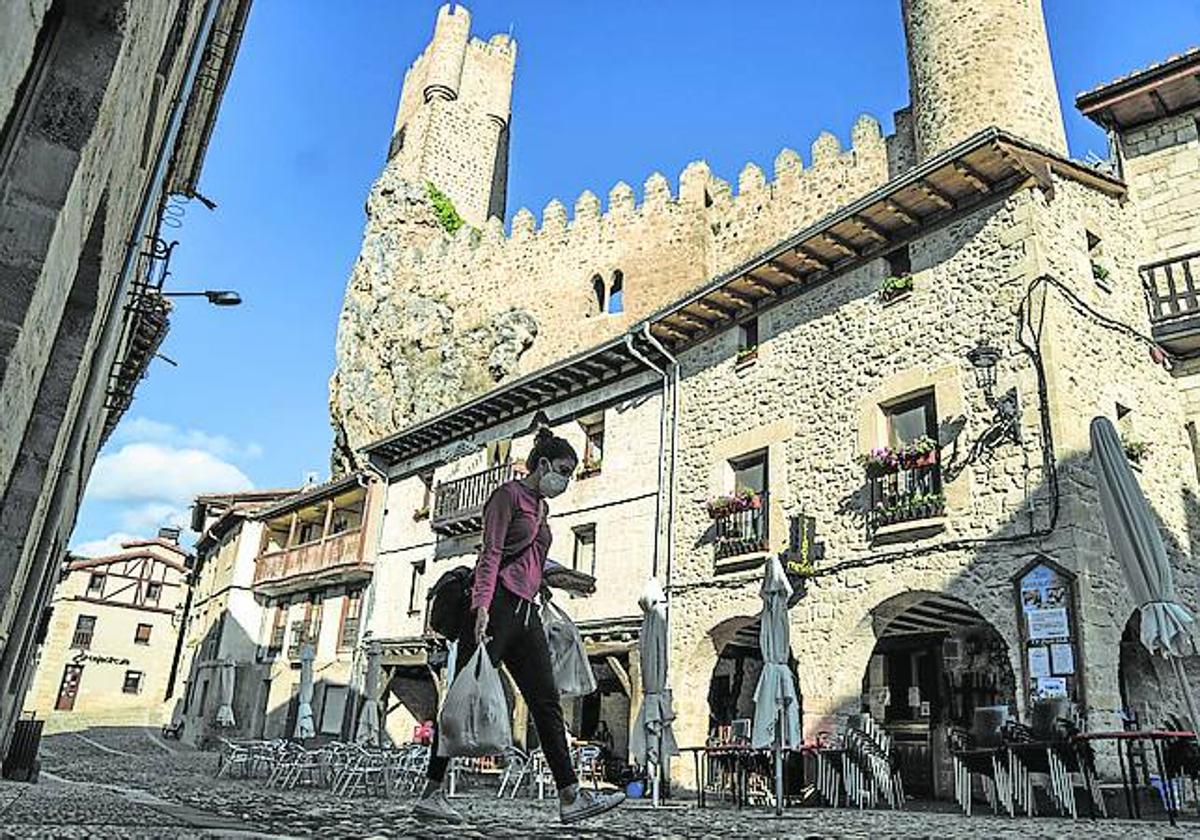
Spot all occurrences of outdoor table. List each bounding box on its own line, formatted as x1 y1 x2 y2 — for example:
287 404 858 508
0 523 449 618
683 745 801 809
1073 729 1196 825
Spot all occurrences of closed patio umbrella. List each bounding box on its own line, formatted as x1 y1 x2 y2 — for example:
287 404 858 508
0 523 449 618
356 638 383 745
1091 416 1200 745
215 659 236 727
751 554 800 815
296 643 316 739
630 578 678 806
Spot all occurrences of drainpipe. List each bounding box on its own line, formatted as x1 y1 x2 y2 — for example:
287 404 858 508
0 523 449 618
640 325 681 601
623 334 668 579
351 458 389 725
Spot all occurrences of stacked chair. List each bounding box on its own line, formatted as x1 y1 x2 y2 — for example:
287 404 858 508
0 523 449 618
948 706 1013 815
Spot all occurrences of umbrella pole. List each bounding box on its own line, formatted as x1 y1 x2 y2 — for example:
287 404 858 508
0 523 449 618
651 755 660 807
775 704 784 817
1168 657 1200 754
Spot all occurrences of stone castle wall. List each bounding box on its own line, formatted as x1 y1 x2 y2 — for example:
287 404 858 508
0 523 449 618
330 115 892 470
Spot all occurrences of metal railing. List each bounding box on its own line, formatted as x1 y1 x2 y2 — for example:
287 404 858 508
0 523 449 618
254 528 365 589
1141 249 1200 325
432 462 516 535
867 460 943 532
713 492 769 561
70 628 93 650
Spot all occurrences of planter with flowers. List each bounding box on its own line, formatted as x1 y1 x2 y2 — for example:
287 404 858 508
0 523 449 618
861 435 939 477
578 455 603 479
879 274 914 303
706 487 762 520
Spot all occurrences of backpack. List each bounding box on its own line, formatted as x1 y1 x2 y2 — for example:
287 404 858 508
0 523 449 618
426 495 545 640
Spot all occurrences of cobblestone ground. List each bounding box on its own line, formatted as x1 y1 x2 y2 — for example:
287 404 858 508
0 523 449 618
1 727 1195 839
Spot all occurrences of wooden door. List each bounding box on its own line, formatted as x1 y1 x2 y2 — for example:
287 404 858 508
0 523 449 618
55 664 84 710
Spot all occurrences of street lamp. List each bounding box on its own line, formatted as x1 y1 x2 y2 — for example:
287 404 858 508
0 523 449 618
966 339 1020 445
160 290 242 306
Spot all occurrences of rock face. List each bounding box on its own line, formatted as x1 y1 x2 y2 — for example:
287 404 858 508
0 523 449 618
329 163 539 473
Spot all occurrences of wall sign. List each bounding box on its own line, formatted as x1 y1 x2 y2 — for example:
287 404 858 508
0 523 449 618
785 514 822 607
71 650 131 667
1014 558 1081 709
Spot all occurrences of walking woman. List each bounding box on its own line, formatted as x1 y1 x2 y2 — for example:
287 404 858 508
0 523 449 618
414 428 626 824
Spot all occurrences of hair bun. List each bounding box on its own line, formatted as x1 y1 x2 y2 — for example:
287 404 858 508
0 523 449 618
534 427 554 444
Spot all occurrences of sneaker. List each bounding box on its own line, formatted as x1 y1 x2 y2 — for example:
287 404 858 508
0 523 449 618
413 791 464 824
560 787 626 824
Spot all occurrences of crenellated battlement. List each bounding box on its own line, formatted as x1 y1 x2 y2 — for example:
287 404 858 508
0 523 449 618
380 113 889 273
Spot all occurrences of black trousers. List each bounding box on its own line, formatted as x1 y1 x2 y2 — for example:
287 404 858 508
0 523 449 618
427 585 577 790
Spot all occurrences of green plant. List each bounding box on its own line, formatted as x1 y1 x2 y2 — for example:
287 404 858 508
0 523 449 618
579 454 602 476
706 487 761 519
1092 261 1110 283
412 505 430 521
736 345 758 364
879 274 914 301
425 181 464 234
1121 433 1148 464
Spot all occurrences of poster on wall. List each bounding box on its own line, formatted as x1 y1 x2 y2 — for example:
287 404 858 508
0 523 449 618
1015 560 1080 708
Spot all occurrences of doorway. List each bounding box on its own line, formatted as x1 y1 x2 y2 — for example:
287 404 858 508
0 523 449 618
55 664 84 710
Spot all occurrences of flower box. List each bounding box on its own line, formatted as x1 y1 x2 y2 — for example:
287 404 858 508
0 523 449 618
706 490 762 519
879 274 914 302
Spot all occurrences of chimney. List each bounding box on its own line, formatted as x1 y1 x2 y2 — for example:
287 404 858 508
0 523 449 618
158 526 181 544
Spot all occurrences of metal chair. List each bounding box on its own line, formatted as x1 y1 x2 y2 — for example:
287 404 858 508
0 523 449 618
497 747 532 798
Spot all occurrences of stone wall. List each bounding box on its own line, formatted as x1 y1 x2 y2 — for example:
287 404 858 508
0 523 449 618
1120 106 1200 261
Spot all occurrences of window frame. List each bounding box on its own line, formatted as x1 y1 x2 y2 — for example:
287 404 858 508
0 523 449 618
122 670 144 695
134 623 152 646
885 392 938 448
572 524 597 576
338 588 363 651
86 572 105 597
143 581 162 605
729 450 768 497
71 614 96 650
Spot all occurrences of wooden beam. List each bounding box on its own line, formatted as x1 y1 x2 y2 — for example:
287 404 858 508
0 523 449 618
606 655 632 697
695 298 737 319
681 304 720 325
795 246 831 271
916 178 956 210
821 230 862 258
1149 89 1169 116
716 288 756 310
883 198 919 227
652 322 689 343
675 311 711 332
662 314 701 337
953 161 991 193
768 258 807 283
744 271 781 296
852 214 892 242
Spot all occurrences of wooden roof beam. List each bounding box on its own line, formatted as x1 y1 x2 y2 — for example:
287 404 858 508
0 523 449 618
696 298 738 320
653 323 690 343
675 311 711 332
883 198 920 227
821 230 862 258
795 246 831 271
916 178 956 210
851 215 892 243
744 271 781 297
767 258 807 283
716 287 757 310
952 161 991 193
1150 89 1169 116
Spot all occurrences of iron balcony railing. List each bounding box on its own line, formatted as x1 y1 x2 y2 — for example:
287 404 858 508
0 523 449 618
713 491 769 562
1142 249 1200 326
431 462 516 535
867 459 944 532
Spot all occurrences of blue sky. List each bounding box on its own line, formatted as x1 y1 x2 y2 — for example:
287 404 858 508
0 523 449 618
72 1 1199 553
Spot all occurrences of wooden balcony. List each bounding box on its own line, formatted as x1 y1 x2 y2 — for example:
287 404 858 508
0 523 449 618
431 462 515 536
253 528 370 597
1142 249 1200 354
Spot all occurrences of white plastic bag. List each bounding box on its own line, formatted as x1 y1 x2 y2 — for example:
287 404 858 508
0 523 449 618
542 599 597 697
437 648 512 757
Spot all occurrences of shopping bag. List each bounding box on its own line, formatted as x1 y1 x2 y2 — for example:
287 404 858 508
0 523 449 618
437 648 512 757
542 599 597 697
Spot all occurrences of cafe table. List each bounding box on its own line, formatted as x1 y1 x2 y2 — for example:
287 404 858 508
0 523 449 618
1072 729 1196 825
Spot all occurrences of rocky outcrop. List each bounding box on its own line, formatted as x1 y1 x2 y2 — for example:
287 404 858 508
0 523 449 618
329 163 538 474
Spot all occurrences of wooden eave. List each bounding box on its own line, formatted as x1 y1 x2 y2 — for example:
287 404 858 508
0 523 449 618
1077 49 1200 131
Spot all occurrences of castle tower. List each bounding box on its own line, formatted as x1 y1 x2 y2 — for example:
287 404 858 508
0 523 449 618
387 4 516 227
902 0 1067 161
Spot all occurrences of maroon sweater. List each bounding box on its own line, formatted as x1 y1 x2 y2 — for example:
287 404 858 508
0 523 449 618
470 480 550 610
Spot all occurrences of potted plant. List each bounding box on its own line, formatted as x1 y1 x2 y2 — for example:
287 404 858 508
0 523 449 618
578 454 602 478
1121 433 1148 465
897 436 939 469
412 505 430 522
736 345 758 366
706 487 762 519
879 273 914 302
862 446 899 477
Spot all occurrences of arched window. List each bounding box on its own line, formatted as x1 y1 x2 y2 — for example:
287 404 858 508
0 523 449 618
591 274 605 315
608 270 624 314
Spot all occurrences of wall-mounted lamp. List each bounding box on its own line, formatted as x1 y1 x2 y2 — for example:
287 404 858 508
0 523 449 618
160 289 242 306
967 340 1021 445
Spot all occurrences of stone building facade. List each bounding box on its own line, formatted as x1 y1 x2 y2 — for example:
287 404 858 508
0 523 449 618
0 0 250 768
329 0 1200 799
24 535 191 730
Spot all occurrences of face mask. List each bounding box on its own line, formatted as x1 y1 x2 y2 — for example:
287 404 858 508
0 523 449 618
538 461 569 497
